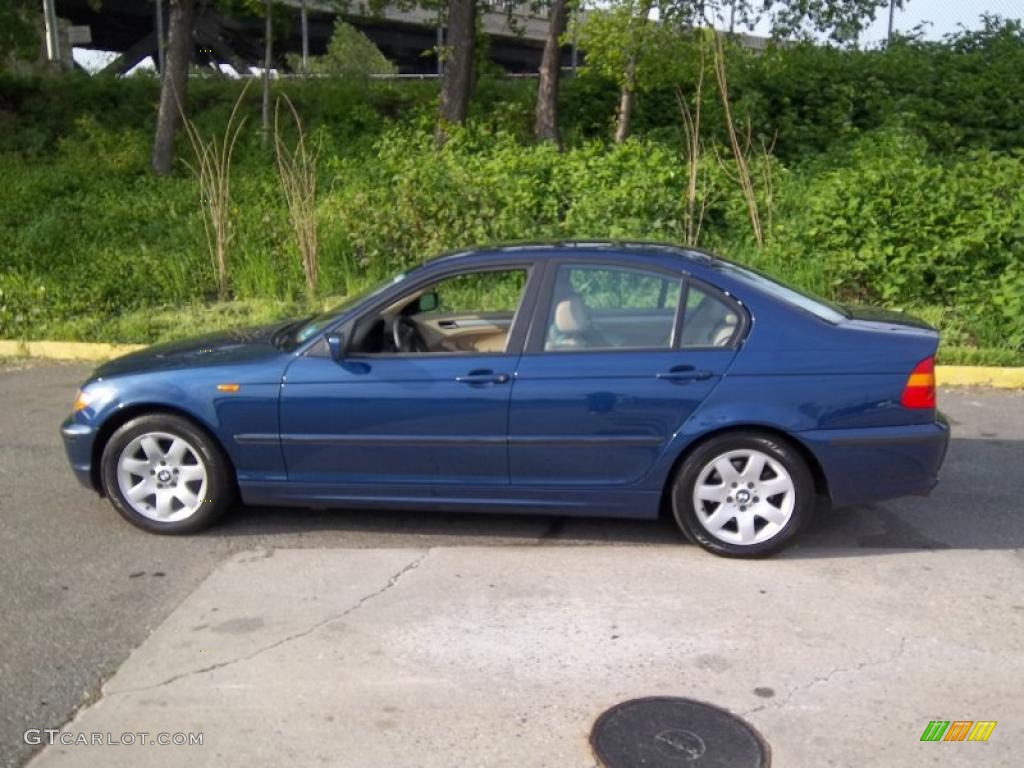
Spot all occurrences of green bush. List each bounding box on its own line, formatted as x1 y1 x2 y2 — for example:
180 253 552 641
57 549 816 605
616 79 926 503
1 50 1023 363
770 129 1024 349
288 19 396 82
615 19 1024 160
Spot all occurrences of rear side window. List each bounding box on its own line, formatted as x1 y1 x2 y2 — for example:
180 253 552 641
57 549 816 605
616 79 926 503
544 265 681 351
679 285 741 348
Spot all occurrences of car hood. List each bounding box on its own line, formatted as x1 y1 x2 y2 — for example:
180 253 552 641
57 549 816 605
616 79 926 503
91 321 297 380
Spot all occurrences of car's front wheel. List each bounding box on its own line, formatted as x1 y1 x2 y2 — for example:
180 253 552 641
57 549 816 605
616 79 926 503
100 413 234 534
671 432 814 557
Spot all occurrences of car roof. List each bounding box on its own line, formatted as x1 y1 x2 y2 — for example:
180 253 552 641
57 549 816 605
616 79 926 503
426 241 720 269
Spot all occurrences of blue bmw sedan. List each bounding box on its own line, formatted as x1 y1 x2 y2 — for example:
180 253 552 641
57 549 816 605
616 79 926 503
61 242 949 556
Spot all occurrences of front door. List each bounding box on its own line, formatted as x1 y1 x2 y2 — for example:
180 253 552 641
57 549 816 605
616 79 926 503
509 263 741 487
280 265 535 486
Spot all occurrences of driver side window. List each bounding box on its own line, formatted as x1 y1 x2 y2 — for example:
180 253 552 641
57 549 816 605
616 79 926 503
349 268 528 355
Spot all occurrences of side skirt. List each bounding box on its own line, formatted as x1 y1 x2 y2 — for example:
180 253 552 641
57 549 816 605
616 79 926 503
238 482 661 519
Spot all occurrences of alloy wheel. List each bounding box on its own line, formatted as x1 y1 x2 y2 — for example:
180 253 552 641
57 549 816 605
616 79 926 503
691 448 796 546
116 431 208 523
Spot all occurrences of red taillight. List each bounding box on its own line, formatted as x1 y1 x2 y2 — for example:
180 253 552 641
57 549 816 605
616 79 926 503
901 356 936 409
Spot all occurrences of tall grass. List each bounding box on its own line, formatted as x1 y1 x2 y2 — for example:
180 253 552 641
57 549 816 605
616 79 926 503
180 83 251 299
274 95 320 297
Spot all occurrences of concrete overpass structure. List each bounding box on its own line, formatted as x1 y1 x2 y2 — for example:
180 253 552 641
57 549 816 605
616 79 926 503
54 0 770 77
55 0 562 75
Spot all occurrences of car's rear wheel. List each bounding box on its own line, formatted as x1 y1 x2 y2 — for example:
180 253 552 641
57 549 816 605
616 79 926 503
671 432 814 557
100 413 233 534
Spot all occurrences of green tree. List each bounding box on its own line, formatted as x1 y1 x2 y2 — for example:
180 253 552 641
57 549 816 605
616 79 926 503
291 19 397 81
575 0 901 143
0 1 38 69
573 1 695 143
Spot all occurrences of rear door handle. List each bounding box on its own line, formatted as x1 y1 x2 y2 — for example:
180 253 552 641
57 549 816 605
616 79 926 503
438 320 459 329
656 366 714 383
455 370 510 385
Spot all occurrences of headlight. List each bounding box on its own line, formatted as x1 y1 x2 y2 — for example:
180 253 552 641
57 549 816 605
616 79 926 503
72 385 113 413
72 389 90 412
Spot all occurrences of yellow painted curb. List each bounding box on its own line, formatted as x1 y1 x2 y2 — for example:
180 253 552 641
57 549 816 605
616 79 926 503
935 365 1024 389
1 340 1022 387
0 340 145 362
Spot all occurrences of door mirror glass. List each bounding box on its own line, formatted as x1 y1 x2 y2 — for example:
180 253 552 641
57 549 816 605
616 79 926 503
417 292 439 313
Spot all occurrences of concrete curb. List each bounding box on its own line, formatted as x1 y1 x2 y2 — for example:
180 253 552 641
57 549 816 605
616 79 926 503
935 365 1024 389
0 340 145 362
1 339 1022 388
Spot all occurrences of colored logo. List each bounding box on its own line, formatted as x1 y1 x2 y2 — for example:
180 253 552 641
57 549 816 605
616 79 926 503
920 721 996 742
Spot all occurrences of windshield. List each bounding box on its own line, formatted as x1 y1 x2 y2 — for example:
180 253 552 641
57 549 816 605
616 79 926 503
292 272 409 345
712 261 849 324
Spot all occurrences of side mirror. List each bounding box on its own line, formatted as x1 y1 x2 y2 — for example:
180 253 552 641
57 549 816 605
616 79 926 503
326 333 345 361
417 292 439 313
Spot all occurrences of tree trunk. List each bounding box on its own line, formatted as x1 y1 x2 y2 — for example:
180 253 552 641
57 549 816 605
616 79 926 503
613 0 652 145
534 0 569 145
436 0 476 144
614 69 636 144
151 0 194 175
261 0 272 148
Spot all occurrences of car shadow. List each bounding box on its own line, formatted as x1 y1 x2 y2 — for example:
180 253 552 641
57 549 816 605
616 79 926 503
211 504 686 546
206 438 1022 555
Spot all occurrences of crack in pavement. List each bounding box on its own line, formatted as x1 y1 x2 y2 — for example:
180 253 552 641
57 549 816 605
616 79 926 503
742 635 907 718
108 550 431 696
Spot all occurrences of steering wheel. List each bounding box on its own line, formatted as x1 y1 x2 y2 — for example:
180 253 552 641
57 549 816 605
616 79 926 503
392 316 428 353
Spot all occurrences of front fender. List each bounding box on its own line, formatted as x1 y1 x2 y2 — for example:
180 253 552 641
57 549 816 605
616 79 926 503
70 371 286 488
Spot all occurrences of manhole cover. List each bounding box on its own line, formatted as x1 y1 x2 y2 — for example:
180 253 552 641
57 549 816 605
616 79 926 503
590 697 769 767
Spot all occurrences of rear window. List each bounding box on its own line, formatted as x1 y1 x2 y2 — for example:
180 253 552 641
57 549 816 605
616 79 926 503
713 262 849 324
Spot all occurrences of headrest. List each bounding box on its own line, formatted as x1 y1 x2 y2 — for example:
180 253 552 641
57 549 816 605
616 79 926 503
554 295 590 334
712 313 739 346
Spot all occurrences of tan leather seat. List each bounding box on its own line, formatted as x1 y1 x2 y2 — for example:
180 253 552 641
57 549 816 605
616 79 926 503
711 314 738 346
555 295 589 333
547 294 608 350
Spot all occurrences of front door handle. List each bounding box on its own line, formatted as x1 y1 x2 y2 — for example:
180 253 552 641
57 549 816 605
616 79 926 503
656 365 714 383
455 370 510 385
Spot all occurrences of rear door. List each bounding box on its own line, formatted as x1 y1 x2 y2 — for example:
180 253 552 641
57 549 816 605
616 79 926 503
508 261 742 487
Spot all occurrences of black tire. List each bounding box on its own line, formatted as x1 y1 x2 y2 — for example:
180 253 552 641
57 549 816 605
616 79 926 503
100 413 235 534
671 432 814 558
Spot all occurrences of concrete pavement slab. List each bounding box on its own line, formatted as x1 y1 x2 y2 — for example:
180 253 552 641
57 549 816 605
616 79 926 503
27 546 1023 767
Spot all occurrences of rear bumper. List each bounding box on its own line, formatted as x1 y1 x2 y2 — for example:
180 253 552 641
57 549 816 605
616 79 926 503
796 414 951 507
61 417 98 491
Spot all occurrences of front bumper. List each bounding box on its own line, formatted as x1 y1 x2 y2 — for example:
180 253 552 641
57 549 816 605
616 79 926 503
61 416 98 491
796 414 951 507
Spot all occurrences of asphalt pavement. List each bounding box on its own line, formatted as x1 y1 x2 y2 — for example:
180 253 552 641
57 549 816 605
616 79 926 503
1 360 1022 767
